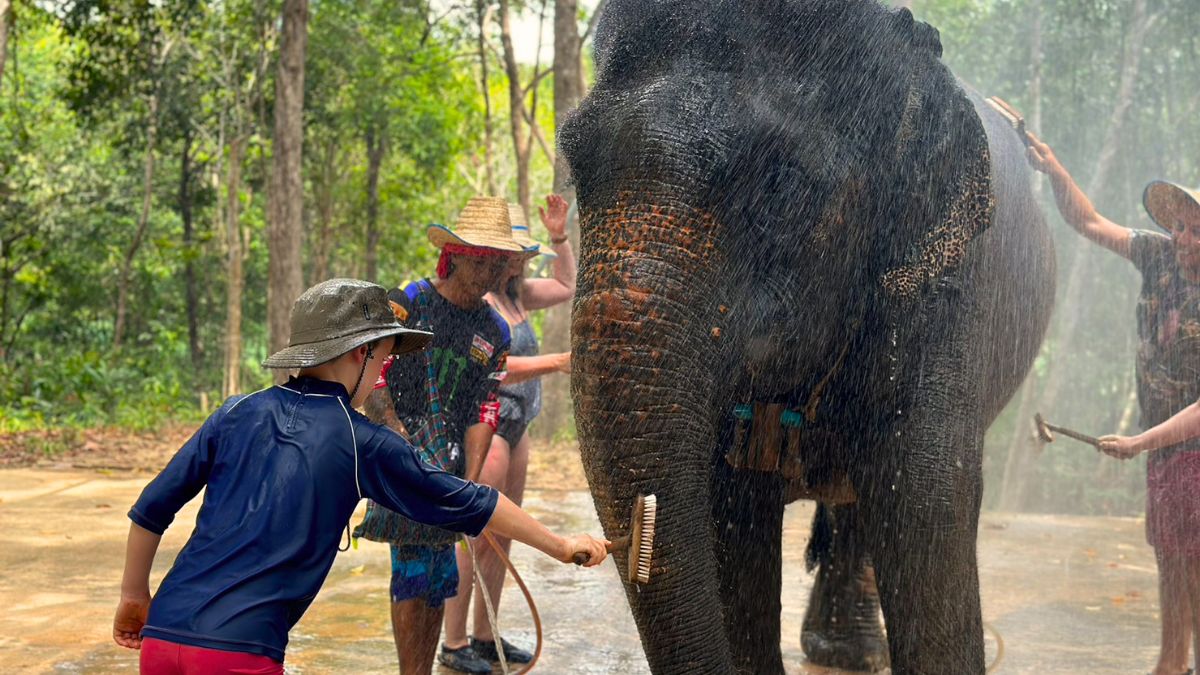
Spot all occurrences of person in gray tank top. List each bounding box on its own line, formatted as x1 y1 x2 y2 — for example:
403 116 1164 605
441 194 576 669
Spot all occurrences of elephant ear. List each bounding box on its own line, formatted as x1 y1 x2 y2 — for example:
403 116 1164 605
877 55 995 303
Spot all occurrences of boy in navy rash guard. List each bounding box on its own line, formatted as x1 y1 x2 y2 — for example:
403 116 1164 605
112 279 608 674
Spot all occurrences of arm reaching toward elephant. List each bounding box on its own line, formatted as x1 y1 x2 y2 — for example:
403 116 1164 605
1026 132 1132 258
1099 400 1200 460
502 352 570 385
523 194 577 311
485 492 609 566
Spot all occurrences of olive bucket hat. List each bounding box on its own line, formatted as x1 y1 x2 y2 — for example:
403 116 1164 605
262 278 432 369
1144 180 1200 234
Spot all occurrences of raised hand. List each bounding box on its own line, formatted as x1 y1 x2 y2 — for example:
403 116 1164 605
538 194 569 241
1024 131 1059 175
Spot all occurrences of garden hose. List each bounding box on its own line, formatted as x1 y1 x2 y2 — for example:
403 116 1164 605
984 620 1005 673
466 532 543 675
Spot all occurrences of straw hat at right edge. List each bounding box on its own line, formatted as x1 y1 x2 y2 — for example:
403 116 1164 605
1144 180 1200 234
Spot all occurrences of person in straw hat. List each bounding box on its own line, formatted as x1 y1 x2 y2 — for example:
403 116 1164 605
442 195 577 667
1029 133 1200 675
361 196 534 674
113 278 607 674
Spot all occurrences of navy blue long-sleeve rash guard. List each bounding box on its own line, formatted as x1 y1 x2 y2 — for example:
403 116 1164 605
128 376 499 662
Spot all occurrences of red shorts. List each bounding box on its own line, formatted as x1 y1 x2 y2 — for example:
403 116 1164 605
140 637 283 675
1146 451 1200 556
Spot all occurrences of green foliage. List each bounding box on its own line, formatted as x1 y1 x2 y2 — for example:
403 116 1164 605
0 0 576 435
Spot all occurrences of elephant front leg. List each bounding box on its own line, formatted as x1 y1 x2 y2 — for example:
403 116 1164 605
801 503 890 672
862 339 987 673
713 461 786 675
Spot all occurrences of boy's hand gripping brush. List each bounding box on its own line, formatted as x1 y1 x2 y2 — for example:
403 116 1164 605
574 494 657 585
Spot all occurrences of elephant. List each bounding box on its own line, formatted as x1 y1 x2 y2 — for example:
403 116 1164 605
561 1 1055 674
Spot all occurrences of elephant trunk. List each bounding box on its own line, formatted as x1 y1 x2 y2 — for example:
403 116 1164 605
572 200 736 673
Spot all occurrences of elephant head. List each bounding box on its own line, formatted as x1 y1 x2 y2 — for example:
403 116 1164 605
563 1 996 672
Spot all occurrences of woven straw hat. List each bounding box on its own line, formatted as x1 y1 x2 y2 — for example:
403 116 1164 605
427 196 528 253
263 279 432 369
1144 180 1200 234
508 203 557 259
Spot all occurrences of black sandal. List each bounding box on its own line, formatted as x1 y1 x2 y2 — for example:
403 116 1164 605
438 643 493 674
471 636 533 664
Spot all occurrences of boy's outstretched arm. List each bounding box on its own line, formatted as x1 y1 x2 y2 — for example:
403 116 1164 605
361 431 607 565
113 522 162 649
485 493 609 566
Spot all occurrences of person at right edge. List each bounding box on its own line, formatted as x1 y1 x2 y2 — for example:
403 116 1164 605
1029 133 1200 675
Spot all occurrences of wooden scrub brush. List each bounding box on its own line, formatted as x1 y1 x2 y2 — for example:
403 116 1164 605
574 494 657 585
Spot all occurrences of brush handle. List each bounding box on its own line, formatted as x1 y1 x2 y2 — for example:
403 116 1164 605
1047 423 1100 448
572 535 630 565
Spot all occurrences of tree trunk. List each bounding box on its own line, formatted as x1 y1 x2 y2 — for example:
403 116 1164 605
552 0 582 195
0 0 11 86
267 0 308 383
499 0 531 219
535 0 585 439
364 122 385 283
223 136 246 399
1009 0 1156 511
179 125 201 371
113 90 160 349
311 136 337 282
1028 0 1044 198
476 0 497 196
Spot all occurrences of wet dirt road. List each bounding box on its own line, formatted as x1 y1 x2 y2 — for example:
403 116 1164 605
0 467 1160 674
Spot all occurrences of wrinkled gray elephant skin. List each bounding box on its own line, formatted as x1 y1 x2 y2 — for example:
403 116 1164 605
562 1 1055 674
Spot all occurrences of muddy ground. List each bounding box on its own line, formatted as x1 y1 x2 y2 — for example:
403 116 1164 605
0 434 1164 674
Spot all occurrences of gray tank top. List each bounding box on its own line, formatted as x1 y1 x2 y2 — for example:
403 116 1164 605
498 318 542 424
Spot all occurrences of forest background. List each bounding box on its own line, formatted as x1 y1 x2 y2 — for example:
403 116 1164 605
0 0 1197 516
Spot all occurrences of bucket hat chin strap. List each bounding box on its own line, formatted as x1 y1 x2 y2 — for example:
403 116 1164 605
347 343 375 403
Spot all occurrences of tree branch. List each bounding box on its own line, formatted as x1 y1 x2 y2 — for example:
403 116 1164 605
581 0 608 43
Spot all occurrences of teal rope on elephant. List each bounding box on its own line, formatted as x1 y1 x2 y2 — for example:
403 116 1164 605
731 404 807 429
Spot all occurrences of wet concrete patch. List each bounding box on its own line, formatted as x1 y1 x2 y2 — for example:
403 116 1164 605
0 468 1166 673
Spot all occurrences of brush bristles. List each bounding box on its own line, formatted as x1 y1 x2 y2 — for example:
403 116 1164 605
631 494 656 585
985 96 1024 130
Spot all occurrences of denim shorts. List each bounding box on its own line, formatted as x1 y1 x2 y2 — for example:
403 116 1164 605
495 416 529 447
389 543 459 608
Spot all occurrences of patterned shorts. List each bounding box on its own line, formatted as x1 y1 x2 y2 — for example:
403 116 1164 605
1146 451 1200 556
390 543 459 608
